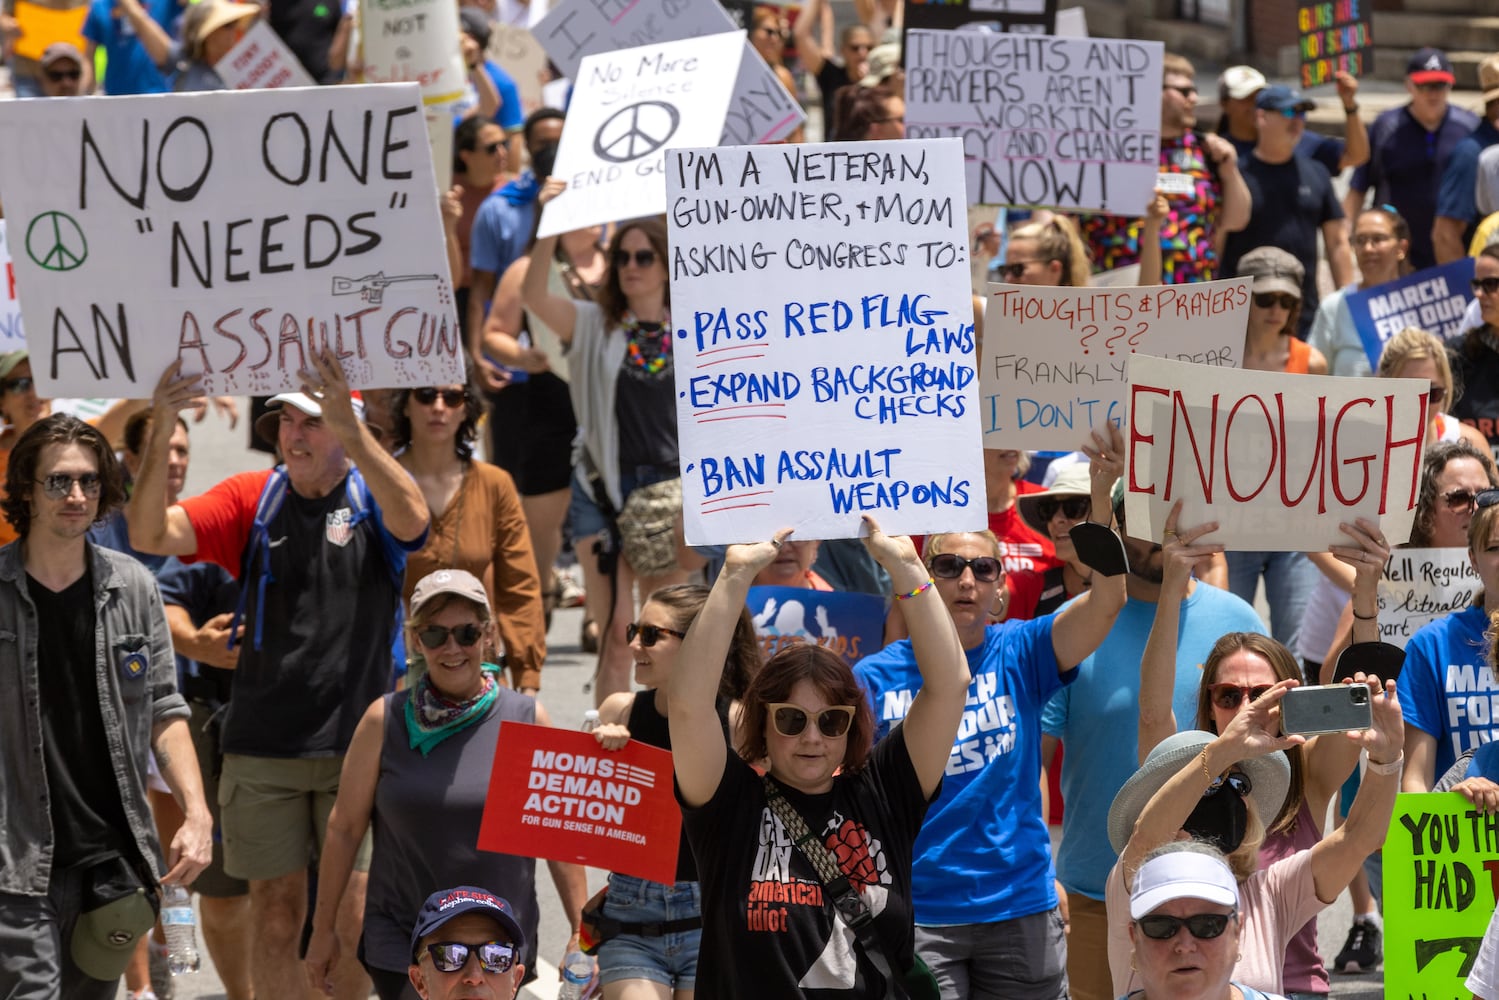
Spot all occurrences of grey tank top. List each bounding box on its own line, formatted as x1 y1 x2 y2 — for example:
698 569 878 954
363 687 539 974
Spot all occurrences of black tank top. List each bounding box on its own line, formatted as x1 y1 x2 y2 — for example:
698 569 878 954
628 691 699 883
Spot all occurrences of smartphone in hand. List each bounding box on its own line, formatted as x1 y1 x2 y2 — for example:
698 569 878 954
1281 684 1372 736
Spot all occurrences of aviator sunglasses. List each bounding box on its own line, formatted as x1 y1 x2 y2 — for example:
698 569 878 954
421 940 516 974
416 623 485 649
1135 911 1236 941
37 473 102 500
768 703 856 739
625 622 686 647
929 553 1003 582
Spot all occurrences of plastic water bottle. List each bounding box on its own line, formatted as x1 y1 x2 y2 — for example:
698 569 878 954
582 709 599 733
160 884 201 974
557 949 593 1000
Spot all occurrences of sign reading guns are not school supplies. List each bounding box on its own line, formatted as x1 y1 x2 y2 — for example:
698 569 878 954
1123 356 1427 552
477 723 681 885
0 84 463 400
978 277 1250 450
1345 257 1475 372
668 138 986 545
536 34 743 239
1384 793 1499 999
903 29 1162 211
1297 0 1372 89
1378 548 1480 650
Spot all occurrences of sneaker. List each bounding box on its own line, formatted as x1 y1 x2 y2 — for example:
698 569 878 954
1333 917 1382 972
148 941 175 999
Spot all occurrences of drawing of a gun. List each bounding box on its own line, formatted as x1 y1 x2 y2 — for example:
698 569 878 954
331 272 440 305
1415 936 1484 977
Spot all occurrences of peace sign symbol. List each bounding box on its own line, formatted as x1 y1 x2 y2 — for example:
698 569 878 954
25 211 88 273
593 101 681 164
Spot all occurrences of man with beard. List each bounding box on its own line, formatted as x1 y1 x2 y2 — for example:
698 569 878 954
1039 482 1262 1000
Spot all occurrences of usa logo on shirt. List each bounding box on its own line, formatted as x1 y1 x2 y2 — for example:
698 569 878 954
326 508 354 547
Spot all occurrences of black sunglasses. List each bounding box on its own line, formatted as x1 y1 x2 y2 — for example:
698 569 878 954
1036 495 1090 523
1205 773 1252 799
769 703 855 738
482 141 503 155
613 249 657 269
999 260 1042 281
1472 277 1499 294
625 622 686 647
416 623 485 649
2 376 34 394
929 553 1003 582
422 940 516 973
1253 292 1298 310
1135 911 1236 941
1164 84 1197 98
1208 683 1272 710
37 472 102 500
46 68 82 82
413 387 467 407
1480 489 1499 510
1443 488 1482 512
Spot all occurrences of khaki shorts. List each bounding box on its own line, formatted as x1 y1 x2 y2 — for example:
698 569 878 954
219 754 372 882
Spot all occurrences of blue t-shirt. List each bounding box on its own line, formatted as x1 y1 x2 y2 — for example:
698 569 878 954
1041 586 1266 900
857 616 1071 925
1398 604 1497 780
450 60 525 132
88 508 177 577
83 0 175 95
469 182 536 281
1436 119 1499 226
155 558 238 693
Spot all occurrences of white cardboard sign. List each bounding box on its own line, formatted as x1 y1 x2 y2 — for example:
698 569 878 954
979 278 1249 450
215 21 315 90
1378 548 1479 649
1123 356 1427 551
904 28 1162 211
487 22 549 114
358 0 466 103
533 0 805 145
537 34 742 239
0 221 23 350
668 138 986 544
0 84 463 398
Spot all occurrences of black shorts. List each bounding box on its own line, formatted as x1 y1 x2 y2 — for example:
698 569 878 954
485 373 577 496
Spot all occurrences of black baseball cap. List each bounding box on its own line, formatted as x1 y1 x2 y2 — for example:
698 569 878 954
410 887 525 962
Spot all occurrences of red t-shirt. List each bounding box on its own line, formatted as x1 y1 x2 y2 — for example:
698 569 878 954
178 469 273 575
989 481 1059 576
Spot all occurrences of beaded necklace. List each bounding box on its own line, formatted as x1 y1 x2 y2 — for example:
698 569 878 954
622 309 673 375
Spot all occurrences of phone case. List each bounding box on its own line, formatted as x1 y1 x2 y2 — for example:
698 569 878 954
1280 684 1372 736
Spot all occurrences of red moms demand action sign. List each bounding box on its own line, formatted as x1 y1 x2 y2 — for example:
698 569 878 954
478 723 681 883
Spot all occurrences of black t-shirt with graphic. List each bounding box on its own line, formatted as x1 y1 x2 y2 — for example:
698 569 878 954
681 726 932 998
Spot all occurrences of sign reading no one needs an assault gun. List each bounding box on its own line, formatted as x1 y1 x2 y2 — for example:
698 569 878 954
0 84 464 399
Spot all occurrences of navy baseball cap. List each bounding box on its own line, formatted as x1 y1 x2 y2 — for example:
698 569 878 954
410 887 526 962
1255 85 1314 113
1407 47 1455 85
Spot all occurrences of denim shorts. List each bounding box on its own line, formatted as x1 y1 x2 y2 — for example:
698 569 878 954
595 874 701 989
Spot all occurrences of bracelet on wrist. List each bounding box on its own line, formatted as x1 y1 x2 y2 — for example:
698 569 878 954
1343 104 1359 114
1352 608 1377 621
1199 747 1215 782
1365 750 1403 775
895 578 935 601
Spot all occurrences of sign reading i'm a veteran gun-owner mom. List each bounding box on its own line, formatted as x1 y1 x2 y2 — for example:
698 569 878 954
0 83 464 399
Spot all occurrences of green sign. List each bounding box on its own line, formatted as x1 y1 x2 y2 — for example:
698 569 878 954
1384 792 1499 999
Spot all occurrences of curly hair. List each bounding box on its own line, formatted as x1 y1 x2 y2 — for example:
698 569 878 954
2 414 126 538
645 583 761 702
737 644 875 773
1409 440 1497 547
389 371 484 459
598 217 670 330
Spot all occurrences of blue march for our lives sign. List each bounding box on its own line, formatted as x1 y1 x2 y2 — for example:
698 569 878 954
746 586 886 667
1344 257 1474 370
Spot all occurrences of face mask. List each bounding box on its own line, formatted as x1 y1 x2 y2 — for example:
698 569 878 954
1183 780 1249 855
531 141 558 181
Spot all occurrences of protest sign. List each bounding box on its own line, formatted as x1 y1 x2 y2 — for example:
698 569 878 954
903 0 1057 35
0 222 23 351
1054 6 1087 36
0 84 462 399
215 21 315 90
537 34 742 239
905 29 1162 211
1297 0 1371 89
1384 792 1499 998
668 138 986 544
533 0 805 145
477 722 680 884
747 586 886 667
10 1 88 62
487 22 548 113
359 0 466 103
1344 257 1474 371
1123 356 1427 551
1378 548 1480 650
979 278 1250 450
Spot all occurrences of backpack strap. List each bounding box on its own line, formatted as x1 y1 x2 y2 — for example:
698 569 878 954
230 466 291 652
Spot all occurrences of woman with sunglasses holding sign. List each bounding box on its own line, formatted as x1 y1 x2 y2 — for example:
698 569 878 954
1449 244 1499 462
671 516 969 999
307 569 587 999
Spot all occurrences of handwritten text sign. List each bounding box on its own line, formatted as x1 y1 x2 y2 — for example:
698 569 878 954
1345 258 1475 371
0 222 23 351
477 722 681 884
903 0 1058 34
668 138 986 544
979 278 1249 450
904 29 1162 211
0 84 463 398
537 34 742 238
1384 793 1499 999
1123 356 1427 551
487 23 549 114
1297 0 1372 89
747 586 886 667
1379 548 1480 650
215 21 315 91
534 0 805 145
359 0 466 102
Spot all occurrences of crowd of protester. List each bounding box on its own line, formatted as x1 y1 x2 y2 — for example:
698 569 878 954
11 1 1499 998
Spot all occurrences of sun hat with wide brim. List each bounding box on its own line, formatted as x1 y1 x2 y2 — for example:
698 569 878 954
1017 462 1094 535
1107 729 1290 855
192 0 258 45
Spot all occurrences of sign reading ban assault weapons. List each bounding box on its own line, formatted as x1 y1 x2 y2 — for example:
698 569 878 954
0 84 464 398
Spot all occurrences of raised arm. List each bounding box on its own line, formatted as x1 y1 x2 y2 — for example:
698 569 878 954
127 362 206 556
1136 191 1168 286
1336 73 1369 170
520 179 580 345
792 0 829 76
1203 133 1249 235
1051 425 1129 670
118 0 172 69
484 257 553 373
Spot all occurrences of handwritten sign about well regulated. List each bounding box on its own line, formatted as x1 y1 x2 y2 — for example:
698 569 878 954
904 28 1162 211
0 84 463 399
534 0 805 146
1344 257 1475 371
1384 793 1499 999
1378 548 1480 650
747 586 886 668
215 21 315 91
1297 0 1372 89
0 222 24 351
1123 356 1427 551
477 723 681 885
668 138 986 545
979 278 1249 450
537 34 742 239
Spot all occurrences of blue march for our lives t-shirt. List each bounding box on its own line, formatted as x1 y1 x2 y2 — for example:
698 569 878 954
856 615 1071 925
83 0 176 95
1398 604 1499 780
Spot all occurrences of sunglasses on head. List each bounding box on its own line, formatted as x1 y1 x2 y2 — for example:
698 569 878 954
422 940 516 974
1036 495 1090 522
1135 911 1236 941
1253 292 1298 310
413 387 467 407
1208 683 1272 710
1472 277 1499 294
614 249 657 269
2 376 34 395
929 553 1003 582
769 703 855 739
625 622 686 647
46 68 81 82
1480 489 1499 510
416 623 485 649
37 472 101 500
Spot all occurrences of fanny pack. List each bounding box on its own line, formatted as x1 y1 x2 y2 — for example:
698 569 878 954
72 854 159 981
578 885 702 955
617 477 682 579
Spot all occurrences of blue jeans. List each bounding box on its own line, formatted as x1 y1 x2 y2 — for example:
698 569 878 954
1226 550 1317 651
595 874 701 989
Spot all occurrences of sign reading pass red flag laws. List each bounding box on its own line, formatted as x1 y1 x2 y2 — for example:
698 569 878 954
478 723 680 884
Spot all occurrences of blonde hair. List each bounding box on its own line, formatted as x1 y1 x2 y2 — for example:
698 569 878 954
1377 327 1457 408
1009 217 1092 287
1162 53 1195 81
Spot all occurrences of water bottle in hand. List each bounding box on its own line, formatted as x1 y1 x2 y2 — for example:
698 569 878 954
160 884 201 975
557 949 594 1000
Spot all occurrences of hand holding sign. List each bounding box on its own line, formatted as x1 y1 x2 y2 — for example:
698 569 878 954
1328 516 1392 589
1159 500 1223 596
150 360 207 423
301 348 363 445
725 527 795 579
